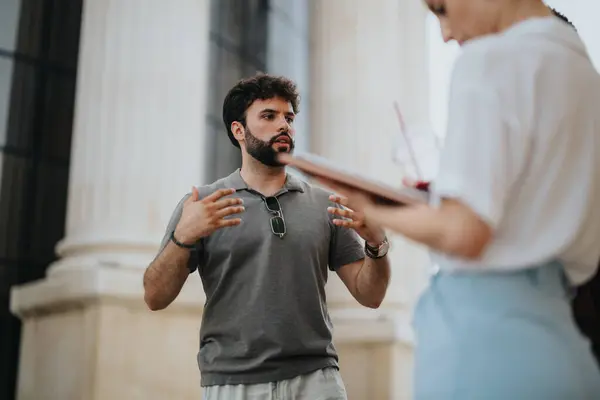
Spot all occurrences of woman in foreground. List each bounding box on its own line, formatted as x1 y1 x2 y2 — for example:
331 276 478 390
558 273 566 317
322 0 600 398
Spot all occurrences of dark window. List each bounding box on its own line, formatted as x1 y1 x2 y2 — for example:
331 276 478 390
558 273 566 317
0 0 82 398
205 0 269 182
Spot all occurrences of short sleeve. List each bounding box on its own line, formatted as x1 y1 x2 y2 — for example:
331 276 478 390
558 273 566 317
328 202 365 271
434 50 528 229
157 193 200 273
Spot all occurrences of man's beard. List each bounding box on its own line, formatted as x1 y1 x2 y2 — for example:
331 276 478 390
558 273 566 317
244 126 294 167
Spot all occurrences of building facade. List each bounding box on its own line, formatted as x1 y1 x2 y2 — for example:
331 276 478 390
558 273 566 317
3 1 597 399
3 1 430 398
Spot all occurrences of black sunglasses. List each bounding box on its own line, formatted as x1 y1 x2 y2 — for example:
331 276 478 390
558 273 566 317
263 196 286 239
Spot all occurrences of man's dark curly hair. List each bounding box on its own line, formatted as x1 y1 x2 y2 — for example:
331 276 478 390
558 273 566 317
550 7 575 30
222 73 300 148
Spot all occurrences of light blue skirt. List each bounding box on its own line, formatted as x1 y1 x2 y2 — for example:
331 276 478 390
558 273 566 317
413 260 600 399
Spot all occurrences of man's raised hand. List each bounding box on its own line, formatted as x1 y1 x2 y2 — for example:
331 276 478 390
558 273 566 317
174 187 244 245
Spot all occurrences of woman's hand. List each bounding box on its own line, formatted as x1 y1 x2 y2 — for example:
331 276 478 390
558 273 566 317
317 177 492 260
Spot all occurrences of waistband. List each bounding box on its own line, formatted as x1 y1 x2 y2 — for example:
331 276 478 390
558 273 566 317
430 260 576 300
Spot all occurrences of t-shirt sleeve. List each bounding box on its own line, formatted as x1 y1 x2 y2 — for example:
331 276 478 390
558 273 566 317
157 192 200 273
434 49 528 229
328 202 366 271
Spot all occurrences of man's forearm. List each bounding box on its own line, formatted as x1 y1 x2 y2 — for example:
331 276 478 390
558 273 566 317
355 255 391 308
143 241 192 310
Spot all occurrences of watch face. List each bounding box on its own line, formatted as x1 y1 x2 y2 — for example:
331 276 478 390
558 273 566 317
377 239 390 254
379 242 390 256
367 238 389 258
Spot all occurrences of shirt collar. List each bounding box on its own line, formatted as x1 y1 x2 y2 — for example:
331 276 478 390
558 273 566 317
502 16 589 60
224 169 305 194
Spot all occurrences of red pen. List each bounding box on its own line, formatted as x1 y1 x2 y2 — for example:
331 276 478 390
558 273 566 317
415 180 431 192
393 102 432 193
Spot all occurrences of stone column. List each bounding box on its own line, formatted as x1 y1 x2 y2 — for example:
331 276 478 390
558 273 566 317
309 1 430 398
48 0 210 275
10 1 211 399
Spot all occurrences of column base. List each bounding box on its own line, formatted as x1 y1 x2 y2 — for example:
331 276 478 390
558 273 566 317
10 267 206 400
47 233 160 277
11 270 415 399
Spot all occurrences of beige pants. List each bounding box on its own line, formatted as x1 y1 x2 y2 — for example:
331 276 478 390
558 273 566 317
202 367 347 400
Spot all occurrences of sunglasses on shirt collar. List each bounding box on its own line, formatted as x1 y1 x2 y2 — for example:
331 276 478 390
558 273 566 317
263 196 286 239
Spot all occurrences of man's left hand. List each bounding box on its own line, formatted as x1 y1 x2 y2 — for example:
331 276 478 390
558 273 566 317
327 192 385 245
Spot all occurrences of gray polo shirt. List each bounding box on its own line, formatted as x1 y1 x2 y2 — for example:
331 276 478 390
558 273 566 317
159 169 365 386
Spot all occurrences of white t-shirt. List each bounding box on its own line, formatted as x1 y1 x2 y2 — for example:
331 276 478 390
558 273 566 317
431 17 600 285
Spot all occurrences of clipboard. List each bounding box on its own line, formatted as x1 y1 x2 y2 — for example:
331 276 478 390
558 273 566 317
277 152 429 206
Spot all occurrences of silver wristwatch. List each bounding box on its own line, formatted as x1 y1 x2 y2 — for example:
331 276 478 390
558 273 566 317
365 237 390 259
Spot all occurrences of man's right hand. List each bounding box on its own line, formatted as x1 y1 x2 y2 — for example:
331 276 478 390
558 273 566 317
174 187 244 245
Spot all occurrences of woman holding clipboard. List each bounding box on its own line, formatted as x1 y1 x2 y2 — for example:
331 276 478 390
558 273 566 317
319 0 600 398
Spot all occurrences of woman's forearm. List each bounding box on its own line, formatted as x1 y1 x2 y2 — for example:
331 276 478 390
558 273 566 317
364 200 492 259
